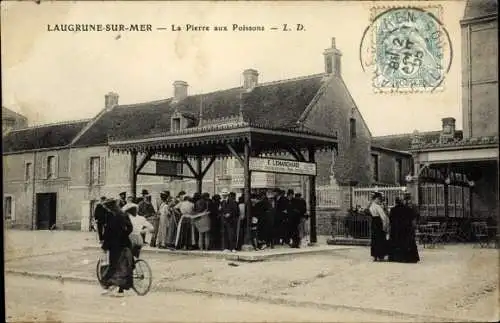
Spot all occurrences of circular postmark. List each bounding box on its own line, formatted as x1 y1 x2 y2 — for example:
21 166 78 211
360 7 453 93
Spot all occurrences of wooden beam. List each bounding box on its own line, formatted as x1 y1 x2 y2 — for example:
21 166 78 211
130 151 138 198
226 143 244 166
308 146 317 244
242 141 253 250
181 153 199 177
196 156 202 193
135 151 153 175
137 172 196 179
149 158 181 163
284 145 306 162
201 155 216 178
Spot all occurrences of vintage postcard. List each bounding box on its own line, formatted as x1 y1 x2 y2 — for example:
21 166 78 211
2 0 498 322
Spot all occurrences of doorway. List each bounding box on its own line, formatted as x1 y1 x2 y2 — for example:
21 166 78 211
36 193 57 230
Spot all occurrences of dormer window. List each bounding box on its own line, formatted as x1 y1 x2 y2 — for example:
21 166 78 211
172 117 181 131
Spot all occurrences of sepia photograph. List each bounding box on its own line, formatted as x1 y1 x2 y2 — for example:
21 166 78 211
2 0 498 322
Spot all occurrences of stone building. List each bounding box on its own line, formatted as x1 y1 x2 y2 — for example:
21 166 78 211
2 107 27 135
375 0 499 220
3 38 411 233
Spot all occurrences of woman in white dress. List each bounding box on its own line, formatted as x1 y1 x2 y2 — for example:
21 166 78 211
156 191 170 249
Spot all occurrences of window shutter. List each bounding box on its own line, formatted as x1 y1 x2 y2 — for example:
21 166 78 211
99 157 106 185
54 155 59 178
85 157 91 186
41 156 48 179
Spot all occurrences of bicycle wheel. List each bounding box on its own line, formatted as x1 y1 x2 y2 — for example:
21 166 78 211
132 259 152 296
96 258 109 289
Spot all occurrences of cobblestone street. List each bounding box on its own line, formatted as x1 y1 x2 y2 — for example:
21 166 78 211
5 230 499 322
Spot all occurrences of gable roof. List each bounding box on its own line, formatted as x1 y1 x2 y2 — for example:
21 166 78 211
2 106 27 121
462 0 498 21
72 74 327 146
2 120 90 153
372 130 464 152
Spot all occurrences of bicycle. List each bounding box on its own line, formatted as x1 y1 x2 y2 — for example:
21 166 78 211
96 253 153 296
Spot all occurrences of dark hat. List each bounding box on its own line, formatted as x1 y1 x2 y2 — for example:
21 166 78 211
178 190 186 197
160 190 170 197
102 198 117 208
287 189 295 195
141 189 149 195
100 196 107 201
119 192 127 197
372 192 383 199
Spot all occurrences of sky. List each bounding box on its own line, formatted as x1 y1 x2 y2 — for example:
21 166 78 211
1 0 466 136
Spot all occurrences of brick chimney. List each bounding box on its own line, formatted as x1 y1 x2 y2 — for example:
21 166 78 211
242 69 259 91
440 117 456 143
323 37 342 76
104 92 119 110
173 81 188 102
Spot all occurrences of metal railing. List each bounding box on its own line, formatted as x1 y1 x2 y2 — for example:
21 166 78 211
352 186 406 209
317 185 341 208
331 214 371 239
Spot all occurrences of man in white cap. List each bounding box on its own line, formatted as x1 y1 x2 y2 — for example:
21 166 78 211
122 202 153 259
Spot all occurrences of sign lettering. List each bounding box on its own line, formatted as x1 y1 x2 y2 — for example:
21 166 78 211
249 157 316 176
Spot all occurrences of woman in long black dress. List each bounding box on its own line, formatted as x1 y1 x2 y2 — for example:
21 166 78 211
369 192 389 261
100 199 134 297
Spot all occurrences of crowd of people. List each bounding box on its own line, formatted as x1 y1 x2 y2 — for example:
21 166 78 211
368 191 420 263
94 187 310 254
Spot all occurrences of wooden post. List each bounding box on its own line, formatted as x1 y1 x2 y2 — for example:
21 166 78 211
444 166 450 218
242 141 253 250
130 151 138 199
308 146 317 244
196 156 203 194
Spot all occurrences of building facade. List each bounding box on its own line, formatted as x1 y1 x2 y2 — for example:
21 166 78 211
3 38 412 234
2 107 28 135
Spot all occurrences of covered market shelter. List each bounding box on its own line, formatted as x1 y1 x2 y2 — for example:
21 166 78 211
108 117 338 249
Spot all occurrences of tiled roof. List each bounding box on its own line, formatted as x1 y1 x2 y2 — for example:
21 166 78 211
410 135 498 151
73 74 327 146
2 120 89 153
372 130 464 152
2 106 27 121
462 0 497 21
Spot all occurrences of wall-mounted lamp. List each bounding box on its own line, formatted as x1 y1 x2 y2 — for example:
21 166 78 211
468 180 475 187
444 177 451 185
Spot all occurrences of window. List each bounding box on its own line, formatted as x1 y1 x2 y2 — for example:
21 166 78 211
47 156 56 179
4 196 13 220
90 157 100 185
371 154 379 182
325 57 333 74
349 118 357 139
395 158 402 185
172 118 181 131
25 162 32 182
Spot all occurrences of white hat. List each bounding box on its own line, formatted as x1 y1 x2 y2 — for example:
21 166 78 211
220 188 230 195
122 203 138 212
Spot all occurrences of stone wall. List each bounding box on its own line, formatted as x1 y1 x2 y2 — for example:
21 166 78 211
461 19 498 138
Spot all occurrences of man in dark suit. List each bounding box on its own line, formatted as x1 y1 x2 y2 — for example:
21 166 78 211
220 190 239 251
118 192 127 208
275 189 289 245
94 196 108 243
